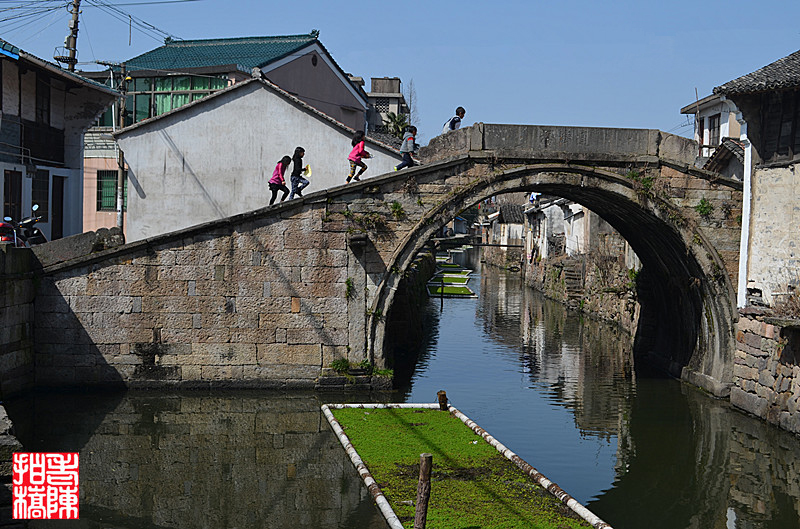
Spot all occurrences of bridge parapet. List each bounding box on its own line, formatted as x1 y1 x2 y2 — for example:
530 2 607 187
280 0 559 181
422 123 698 167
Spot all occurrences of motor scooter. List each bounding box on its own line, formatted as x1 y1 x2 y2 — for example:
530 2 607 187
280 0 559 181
0 218 22 246
3 204 48 247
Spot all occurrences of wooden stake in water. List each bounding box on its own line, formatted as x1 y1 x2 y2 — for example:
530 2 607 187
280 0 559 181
414 453 433 529
437 390 448 411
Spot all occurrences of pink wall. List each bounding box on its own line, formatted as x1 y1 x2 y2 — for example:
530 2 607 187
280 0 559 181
83 157 128 240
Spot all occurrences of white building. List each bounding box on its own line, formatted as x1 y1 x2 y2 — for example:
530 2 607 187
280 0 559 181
114 74 401 242
680 93 741 160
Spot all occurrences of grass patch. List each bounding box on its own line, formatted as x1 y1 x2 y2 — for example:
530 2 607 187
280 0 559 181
433 275 469 284
438 263 462 269
427 285 475 296
333 408 591 529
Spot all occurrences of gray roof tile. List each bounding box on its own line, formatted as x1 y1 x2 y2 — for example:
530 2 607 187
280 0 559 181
715 49 800 95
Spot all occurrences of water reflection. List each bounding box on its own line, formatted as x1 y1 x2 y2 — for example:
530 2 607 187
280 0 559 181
7 251 800 529
6 391 386 529
406 257 800 529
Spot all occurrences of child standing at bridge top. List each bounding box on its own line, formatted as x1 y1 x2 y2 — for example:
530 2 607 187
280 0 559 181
442 106 466 134
288 146 310 200
268 155 291 205
346 130 370 183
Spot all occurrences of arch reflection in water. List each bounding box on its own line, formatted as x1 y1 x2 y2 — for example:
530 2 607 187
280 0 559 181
403 258 800 529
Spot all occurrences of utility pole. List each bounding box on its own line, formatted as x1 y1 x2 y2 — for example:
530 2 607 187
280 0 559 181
98 60 129 231
116 64 127 230
63 0 81 71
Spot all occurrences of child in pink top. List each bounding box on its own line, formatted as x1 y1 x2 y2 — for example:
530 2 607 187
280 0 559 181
346 131 370 183
269 155 291 205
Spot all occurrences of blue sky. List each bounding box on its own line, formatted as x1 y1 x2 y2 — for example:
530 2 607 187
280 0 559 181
4 0 800 143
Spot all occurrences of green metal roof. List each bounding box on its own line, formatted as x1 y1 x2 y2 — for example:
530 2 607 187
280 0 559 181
125 32 319 73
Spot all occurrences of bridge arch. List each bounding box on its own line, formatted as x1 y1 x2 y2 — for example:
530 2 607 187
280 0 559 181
369 163 737 396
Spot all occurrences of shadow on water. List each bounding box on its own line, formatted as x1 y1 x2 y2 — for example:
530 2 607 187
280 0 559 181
6 390 388 529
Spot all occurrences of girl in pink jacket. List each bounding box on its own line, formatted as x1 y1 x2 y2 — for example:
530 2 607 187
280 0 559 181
269 155 291 205
346 131 370 183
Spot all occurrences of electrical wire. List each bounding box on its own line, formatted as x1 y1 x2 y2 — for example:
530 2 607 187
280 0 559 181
78 10 96 63
86 0 178 41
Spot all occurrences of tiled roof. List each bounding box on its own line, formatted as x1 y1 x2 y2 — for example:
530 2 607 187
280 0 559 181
704 137 745 174
125 33 319 73
499 204 525 225
714 49 800 95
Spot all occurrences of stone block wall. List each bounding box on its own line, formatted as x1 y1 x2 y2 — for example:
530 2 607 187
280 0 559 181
0 245 34 398
523 254 639 335
34 208 356 389
731 313 800 434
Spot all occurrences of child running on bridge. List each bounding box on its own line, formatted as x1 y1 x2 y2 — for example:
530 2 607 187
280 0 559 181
288 147 310 199
268 155 291 205
346 131 370 183
394 126 417 171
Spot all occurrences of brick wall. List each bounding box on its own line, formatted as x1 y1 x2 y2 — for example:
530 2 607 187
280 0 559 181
732 313 800 434
0 245 34 398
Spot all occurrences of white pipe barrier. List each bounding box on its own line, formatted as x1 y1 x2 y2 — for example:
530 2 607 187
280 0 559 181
323 402 614 529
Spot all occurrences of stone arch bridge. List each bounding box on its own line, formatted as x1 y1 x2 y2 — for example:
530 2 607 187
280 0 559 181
27 124 742 397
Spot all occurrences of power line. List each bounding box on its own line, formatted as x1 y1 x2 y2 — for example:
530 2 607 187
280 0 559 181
86 0 178 41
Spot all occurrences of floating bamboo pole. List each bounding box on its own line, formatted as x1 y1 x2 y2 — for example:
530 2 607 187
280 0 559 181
321 404 405 529
448 405 614 529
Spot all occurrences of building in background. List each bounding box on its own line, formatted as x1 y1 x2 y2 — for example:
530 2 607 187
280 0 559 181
714 48 800 308
364 77 409 135
114 75 401 242
680 94 741 161
0 38 117 241
81 31 369 236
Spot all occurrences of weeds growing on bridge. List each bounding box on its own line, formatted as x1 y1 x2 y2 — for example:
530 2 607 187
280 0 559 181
695 197 714 218
388 200 406 220
625 169 655 196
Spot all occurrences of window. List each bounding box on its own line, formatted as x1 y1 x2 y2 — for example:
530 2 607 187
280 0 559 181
134 94 151 122
758 90 800 162
36 74 50 125
32 169 49 222
708 114 721 147
3 170 22 221
375 97 390 113
96 170 127 211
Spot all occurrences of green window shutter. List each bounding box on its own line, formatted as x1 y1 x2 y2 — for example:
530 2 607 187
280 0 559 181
97 170 127 211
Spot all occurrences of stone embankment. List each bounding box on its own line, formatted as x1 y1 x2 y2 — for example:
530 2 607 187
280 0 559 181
521 254 639 336
731 313 800 434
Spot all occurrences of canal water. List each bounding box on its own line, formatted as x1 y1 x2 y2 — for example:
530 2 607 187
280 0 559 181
7 249 800 528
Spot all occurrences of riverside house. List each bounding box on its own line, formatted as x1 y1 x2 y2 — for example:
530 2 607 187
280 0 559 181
714 49 800 308
0 38 117 241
